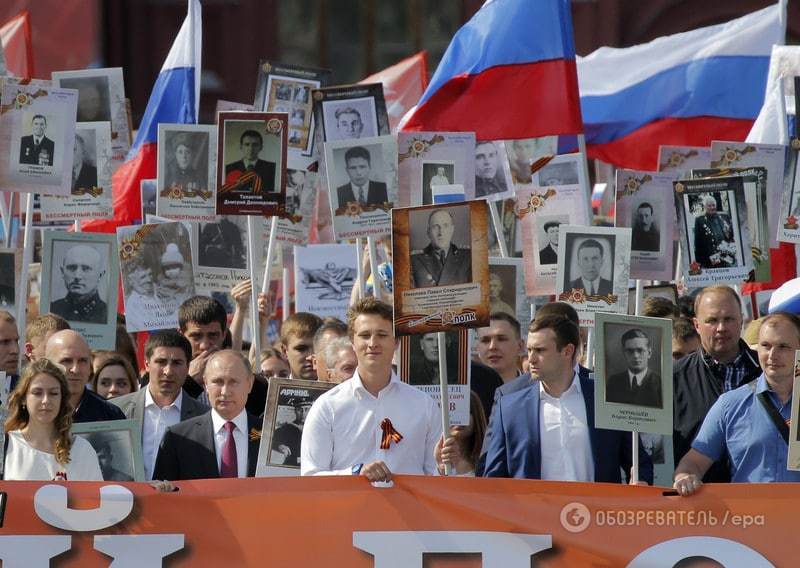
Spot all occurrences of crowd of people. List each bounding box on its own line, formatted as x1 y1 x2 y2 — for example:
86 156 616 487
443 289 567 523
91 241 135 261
0 270 793 497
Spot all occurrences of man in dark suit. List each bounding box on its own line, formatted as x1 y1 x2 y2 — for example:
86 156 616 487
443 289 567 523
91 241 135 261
154 350 259 480
335 146 388 207
482 313 652 483
224 129 276 193
606 328 663 408
539 220 560 265
693 195 735 268
71 132 98 194
568 238 612 296
631 202 660 252
19 114 55 166
411 208 472 287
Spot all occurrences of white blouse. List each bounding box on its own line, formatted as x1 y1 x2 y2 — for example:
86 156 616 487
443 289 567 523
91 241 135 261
4 430 103 481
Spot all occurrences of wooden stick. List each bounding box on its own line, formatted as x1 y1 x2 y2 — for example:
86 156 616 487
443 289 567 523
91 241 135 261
489 203 508 258
247 216 262 361
367 236 380 300
437 331 453 476
16 194 34 370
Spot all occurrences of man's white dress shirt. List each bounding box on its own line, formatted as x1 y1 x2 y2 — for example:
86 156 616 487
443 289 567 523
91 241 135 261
211 408 249 478
143 388 183 480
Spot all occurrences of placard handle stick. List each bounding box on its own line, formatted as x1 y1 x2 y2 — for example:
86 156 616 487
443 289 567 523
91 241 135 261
247 215 262 362
282 266 290 322
631 430 640 485
0 193 10 247
355 237 366 298
634 279 644 317
260 216 278 295
437 331 453 476
489 203 509 258
4 193 14 248
576 134 594 206
367 236 380 300
73 220 81 233
674 246 682 283
585 327 594 369
16 193 34 370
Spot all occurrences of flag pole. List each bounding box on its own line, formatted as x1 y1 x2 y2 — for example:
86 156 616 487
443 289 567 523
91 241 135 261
247 215 262 362
367 236 380 299
16 193 34 369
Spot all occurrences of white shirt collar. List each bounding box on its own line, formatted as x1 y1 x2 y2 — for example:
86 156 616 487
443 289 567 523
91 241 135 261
539 371 582 400
144 385 183 411
627 369 646 386
211 407 248 434
351 368 399 399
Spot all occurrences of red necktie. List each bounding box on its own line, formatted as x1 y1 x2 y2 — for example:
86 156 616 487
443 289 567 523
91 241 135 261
220 421 238 478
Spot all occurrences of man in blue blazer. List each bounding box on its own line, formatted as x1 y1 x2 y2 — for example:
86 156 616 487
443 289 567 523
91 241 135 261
482 313 652 483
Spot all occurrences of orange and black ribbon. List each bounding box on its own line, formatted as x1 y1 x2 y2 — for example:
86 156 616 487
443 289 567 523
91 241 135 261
72 186 104 198
380 418 403 450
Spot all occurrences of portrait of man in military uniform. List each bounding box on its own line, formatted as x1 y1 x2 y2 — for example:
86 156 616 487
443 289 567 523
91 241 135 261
50 243 108 324
410 207 472 288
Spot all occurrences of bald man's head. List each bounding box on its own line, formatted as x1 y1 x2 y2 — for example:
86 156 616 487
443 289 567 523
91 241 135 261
61 244 105 299
45 329 93 404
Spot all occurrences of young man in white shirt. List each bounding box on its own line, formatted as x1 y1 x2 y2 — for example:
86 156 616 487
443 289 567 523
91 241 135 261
301 297 441 480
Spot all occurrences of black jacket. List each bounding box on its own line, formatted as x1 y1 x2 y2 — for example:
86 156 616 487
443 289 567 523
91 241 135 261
73 388 126 423
672 342 761 483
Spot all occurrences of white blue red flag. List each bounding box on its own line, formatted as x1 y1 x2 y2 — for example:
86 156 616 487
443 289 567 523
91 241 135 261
401 0 582 140
579 3 784 170
85 0 201 232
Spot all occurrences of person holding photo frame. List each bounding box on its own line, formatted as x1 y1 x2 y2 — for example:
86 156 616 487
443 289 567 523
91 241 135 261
3 359 103 481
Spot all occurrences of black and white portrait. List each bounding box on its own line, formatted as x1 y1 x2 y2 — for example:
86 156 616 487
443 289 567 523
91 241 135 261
47 239 110 324
687 191 742 269
537 214 569 266
330 143 388 211
198 216 247 269
0 252 15 308
564 234 616 296
81 430 136 481
19 112 56 167
322 97 378 141
408 331 460 386
505 136 557 183
631 199 661 253
474 140 508 198
408 205 472 288
162 129 209 193
421 160 455 205
299 261 356 302
537 160 580 186
488 264 516 317
268 387 320 467
603 322 664 409
71 129 98 194
57 75 112 122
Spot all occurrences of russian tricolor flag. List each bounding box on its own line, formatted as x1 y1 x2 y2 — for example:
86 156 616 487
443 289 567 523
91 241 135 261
85 0 201 232
579 3 784 171
401 0 583 140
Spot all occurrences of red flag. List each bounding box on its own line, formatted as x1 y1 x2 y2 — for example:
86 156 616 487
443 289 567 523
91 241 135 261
0 11 34 78
360 52 428 133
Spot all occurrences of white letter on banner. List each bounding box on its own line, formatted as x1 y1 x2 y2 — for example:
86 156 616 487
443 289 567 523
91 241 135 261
34 484 134 531
94 534 185 566
0 535 71 567
353 531 552 567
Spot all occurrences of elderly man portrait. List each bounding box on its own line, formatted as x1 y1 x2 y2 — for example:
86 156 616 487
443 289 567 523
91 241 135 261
50 243 108 324
333 106 364 140
19 114 55 166
632 202 660 252
605 328 663 408
539 221 561 265
693 194 736 268
71 132 98 194
336 146 388 207
224 129 276 192
474 141 508 197
411 208 472 288
568 238 613 296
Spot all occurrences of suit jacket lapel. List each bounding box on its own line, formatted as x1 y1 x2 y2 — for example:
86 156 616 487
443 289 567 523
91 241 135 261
526 386 542 479
133 389 146 442
579 375 600 481
199 414 221 478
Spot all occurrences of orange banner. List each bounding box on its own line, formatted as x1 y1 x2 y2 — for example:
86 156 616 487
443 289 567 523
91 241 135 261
0 476 789 566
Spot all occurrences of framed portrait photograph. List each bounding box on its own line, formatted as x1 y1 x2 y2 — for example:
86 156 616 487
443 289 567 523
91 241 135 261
140 179 157 221
191 215 254 296
398 132 475 206
518 185 591 296
216 111 287 216
399 329 471 426
474 140 514 202
274 154 319 246
711 140 784 249
657 144 711 179
312 83 390 145
787 349 800 471
40 121 113 222
488 257 530 330
156 123 217 221
39 231 118 350
674 176 753 287
532 152 589 196
614 169 675 281
627 284 679 315
72 419 145 482
594 312 673 435
555 225 631 326
294 243 357 322
52 67 131 167
0 248 19 313
256 378 334 477
393 201 490 335
503 136 557 184
117 221 195 332
0 80 77 196
324 135 397 240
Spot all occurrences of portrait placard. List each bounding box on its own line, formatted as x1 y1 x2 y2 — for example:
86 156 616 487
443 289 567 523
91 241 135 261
711 141 785 248
788 351 800 471
626 284 678 316
0 248 20 314
674 176 753 287
324 135 397 239
399 330 471 426
594 312 673 435
0 80 78 195
312 83 390 143
256 378 334 477
156 123 217 221
555 225 631 326
72 419 145 482
216 111 287 216
140 179 156 221
641 432 675 488
754 289 775 318
692 167 770 282
254 61 330 156
40 121 113 221
392 201 490 335
39 231 118 350
778 143 800 244
274 154 318 245
294 243 358 322
518 184 591 296
504 136 557 184
532 153 590 198
397 131 475 206
117 221 195 332
474 140 515 202
52 67 131 169
657 145 711 179
614 170 675 281
215 99 254 115
192 215 255 295
488 257 530 330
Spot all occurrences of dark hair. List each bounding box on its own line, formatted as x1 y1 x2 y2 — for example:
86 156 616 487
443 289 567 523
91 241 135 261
178 296 227 332
489 312 521 339
529 313 580 353
334 106 361 120
344 146 371 166
145 330 192 363
239 129 263 146
694 285 741 315
530 302 579 329
642 296 679 319
347 297 394 338
760 311 800 343
543 221 561 232
620 328 649 347
673 317 699 341
280 312 324 344
677 295 695 319
32 114 47 125
313 319 348 353
91 352 139 395
637 202 653 214
577 238 604 257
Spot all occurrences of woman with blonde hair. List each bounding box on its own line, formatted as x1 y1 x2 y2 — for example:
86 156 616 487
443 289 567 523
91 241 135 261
4 359 102 481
